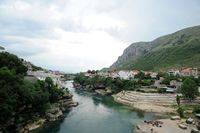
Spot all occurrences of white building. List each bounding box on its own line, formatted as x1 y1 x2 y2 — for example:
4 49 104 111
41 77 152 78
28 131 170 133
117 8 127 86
27 70 64 88
180 67 198 78
168 70 180 76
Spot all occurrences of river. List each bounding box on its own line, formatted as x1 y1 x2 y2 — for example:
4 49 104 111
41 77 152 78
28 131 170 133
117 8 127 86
34 81 160 133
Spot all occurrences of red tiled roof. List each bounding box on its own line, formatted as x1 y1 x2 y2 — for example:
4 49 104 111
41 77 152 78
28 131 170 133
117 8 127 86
181 67 198 73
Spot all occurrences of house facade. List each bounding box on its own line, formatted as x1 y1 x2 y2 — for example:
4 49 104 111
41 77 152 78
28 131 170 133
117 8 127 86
180 67 198 77
168 69 180 76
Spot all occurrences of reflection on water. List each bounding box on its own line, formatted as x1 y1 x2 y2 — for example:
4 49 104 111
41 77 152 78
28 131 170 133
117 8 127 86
34 81 159 133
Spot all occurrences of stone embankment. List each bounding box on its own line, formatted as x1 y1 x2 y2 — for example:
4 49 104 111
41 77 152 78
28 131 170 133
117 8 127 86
113 91 177 113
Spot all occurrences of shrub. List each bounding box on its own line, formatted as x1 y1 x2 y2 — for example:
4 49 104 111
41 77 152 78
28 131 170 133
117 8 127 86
177 106 184 118
193 105 200 114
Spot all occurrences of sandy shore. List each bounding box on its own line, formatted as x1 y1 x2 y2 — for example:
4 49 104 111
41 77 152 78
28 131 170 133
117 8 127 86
135 119 196 133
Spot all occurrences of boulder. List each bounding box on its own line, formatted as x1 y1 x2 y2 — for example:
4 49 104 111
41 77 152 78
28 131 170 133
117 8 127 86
23 119 46 132
179 123 187 129
191 128 199 133
105 87 113 95
46 107 60 114
136 124 141 129
196 114 200 118
171 116 180 120
86 85 91 89
186 117 194 124
70 102 79 107
95 89 107 96
46 108 63 121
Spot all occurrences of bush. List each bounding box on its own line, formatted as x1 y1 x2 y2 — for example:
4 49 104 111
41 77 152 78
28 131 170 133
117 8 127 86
177 106 184 118
193 105 200 114
158 88 166 93
176 95 180 106
197 123 200 130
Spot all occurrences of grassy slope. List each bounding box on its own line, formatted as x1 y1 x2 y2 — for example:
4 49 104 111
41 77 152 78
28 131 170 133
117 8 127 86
112 25 200 71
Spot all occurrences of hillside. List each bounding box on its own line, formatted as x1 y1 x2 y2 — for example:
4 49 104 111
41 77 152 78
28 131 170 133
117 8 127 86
108 25 200 71
0 46 4 50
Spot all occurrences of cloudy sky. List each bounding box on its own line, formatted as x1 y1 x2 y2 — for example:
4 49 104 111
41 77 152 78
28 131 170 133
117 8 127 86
0 0 200 73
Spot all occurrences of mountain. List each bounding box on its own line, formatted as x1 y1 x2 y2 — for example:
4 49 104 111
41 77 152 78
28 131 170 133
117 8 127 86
108 25 200 71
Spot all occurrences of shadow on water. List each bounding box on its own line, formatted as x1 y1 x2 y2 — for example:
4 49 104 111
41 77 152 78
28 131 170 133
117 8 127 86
92 94 145 118
31 119 62 133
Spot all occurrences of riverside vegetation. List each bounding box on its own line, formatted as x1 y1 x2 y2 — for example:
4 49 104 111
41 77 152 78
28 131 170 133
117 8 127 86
73 72 155 95
74 71 200 114
74 71 200 97
0 52 74 132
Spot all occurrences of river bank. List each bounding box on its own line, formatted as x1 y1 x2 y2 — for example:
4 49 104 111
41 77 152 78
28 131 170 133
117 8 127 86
135 119 197 133
18 93 78 133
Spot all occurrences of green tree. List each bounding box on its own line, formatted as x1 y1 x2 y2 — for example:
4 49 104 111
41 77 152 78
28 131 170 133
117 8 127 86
135 72 145 79
181 78 198 100
0 67 22 123
0 52 71 132
45 77 54 90
49 87 64 103
193 105 200 114
177 106 184 118
176 95 180 106
0 52 27 75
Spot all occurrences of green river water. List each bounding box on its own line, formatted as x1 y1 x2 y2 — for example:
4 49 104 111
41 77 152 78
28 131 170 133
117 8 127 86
34 81 160 133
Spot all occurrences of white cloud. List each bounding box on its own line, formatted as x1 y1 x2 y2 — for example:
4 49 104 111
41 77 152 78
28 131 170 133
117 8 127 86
31 29 126 72
1 0 200 72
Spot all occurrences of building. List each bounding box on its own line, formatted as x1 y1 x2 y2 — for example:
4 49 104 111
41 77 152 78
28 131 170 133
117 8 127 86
143 71 158 79
131 70 140 75
170 80 182 89
150 72 158 79
109 71 120 79
180 67 198 78
118 70 132 79
107 70 140 80
168 69 180 76
27 70 64 88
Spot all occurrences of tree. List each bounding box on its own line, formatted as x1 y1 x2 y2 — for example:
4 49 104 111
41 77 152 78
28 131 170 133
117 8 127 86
135 72 145 79
176 95 180 106
45 77 54 90
181 78 198 100
0 52 27 75
0 67 22 123
193 105 200 114
0 52 71 132
74 73 87 85
177 106 184 118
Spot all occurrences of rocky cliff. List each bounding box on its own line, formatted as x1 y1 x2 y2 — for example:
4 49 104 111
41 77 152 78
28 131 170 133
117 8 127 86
108 25 200 71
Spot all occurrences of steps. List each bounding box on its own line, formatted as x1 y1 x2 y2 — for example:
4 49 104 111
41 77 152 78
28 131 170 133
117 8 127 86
115 91 177 106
